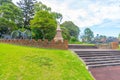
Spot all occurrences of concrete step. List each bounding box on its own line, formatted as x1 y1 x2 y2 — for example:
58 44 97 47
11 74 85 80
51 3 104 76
81 55 120 59
88 62 120 68
74 51 120 54
86 59 120 65
77 53 120 56
83 57 120 62
68 44 97 49
71 49 120 52
76 50 120 68
77 54 120 57
69 44 120 68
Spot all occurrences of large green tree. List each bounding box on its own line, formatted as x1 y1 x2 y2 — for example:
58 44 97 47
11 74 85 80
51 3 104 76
0 0 23 26
61 21 80 40
17 0 37 29
34 1 51 12
0 0 22 35
34 2 62 21
30 11 56 40
30 2 63 40
82 28 94 42
61 27 70 40
0 18 16 35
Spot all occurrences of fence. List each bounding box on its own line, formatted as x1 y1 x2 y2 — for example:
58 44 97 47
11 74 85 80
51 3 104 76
0 39 68 50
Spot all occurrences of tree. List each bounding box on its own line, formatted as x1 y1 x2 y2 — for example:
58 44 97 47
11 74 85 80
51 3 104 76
118 34 120 39
30 11 56 40
51 12 63 21
106 36 118 43
17 0 37 29
82 28 94 42
0 0 12 5
61 21 80 40
34 2 62 21
118 34 120 43
0 18 16 35
61 27 70 40
34 1 51 12
0 0 22 35
93 34 107 43
30 1 64 40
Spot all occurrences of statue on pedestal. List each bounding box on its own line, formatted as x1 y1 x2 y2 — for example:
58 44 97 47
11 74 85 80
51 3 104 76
54 18 63 42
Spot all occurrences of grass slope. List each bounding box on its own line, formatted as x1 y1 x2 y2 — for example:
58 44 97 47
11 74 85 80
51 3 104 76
0 43 94 80
119 45 120 49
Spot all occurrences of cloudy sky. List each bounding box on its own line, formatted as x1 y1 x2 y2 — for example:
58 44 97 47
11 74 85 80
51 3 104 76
13 0 120 37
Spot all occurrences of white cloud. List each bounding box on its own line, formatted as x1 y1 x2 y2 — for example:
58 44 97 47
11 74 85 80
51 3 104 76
39 0 120 28
13 0 120 28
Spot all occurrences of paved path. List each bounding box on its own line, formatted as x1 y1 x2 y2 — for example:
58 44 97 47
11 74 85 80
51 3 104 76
89 66 120 80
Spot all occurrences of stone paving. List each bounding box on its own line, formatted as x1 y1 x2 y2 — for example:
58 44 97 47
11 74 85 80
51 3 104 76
89 66 120 80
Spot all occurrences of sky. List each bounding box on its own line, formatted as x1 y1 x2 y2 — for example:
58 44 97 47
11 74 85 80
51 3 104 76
13 0 120 37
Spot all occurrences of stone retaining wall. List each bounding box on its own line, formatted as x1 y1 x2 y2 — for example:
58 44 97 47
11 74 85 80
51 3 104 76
110 42 119 49
96 42 119 49
0 39 68 50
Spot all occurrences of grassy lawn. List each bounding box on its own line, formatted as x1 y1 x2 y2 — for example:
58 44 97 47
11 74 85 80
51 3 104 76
118 45 120 50
69 41 95 46
0 43 94 80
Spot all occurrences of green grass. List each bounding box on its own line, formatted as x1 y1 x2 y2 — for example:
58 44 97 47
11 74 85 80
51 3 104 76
118 45 120 50
69 41 83 44
69 42 95 46
0 43 94 80
78 44 95 46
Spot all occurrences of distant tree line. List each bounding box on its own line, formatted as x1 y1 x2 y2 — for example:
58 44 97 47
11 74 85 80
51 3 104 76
81 28 120 44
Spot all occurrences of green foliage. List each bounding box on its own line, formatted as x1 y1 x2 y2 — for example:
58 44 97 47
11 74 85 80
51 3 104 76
0 18 16 34
69 41 83 44
61 27 70 40
17 0 37 29
0 0 12 5
61 21 80 40
94 34 107 43
34 2 62 21
70 36 79 42
0 1 23 28
51 12 63 21
30 11 56 40
0 1 23 35
31 2 63 40
82 28 94 43
0 43 94 80
34 1 51 12
118 33 120 39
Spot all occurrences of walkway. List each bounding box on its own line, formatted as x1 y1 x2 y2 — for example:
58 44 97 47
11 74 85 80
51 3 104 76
89 66 120 80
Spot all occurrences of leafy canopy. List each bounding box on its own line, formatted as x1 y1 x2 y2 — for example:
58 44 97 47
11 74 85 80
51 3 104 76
30 10 56 40
82 28 94 42
0 0 22 35
61 21 80 40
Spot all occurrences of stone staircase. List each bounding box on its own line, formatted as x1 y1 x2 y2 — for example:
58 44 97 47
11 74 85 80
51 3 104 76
69 44 120 68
